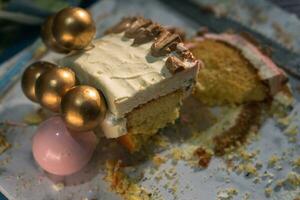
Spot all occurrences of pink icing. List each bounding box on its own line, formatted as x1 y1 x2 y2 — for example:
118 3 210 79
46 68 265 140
32 116 97 176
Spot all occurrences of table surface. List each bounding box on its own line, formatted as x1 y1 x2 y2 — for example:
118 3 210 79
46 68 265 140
0 0 300 200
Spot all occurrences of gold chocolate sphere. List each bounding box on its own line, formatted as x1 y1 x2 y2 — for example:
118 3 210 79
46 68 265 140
21 61 56 102
41 15 70 53
52 7 96 50
61 85 106 132
35 67 76 112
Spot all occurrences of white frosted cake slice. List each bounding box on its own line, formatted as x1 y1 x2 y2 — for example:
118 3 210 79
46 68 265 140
60 17 200 151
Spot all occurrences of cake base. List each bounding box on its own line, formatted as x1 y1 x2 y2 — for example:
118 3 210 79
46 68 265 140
118 90 183 152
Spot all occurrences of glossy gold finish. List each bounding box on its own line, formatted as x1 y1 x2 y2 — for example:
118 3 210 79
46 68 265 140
35 67 76 112
52 7 96 50
41 15 70 53
61 85 106 132
21 61 56 102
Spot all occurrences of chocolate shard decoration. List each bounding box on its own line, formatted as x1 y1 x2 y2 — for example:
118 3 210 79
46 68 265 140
125 18 152 38
176 43 195 60
166 27 186 41
151 31 181 57
133 23 162 45
105 17 137 34
166 56 186 74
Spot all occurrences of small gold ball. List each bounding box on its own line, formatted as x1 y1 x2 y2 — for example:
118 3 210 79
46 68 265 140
52 7 96 50
21 61 56 102
35 67 76 112
41 15 70 53
61 85 106 132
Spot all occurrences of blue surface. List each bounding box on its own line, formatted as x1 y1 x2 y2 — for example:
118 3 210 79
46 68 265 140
0 192 7 200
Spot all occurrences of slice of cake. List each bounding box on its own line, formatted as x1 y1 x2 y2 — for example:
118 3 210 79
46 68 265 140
60 17 200 152
186 33 287 106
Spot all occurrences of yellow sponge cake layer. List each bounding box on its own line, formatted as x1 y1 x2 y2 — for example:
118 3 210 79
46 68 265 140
119 90 183 152
191 39 268 106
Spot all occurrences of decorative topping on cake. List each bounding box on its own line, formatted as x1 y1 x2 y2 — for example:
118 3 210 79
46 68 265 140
151 30 181 56
125 17 152 38
166 56 186 74
133 23 162 45
105 17 137 34
41 7 96 52
104 16 200 75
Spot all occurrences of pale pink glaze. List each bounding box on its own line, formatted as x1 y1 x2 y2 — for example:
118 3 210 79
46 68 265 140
188 33 287 95
32 116 97 176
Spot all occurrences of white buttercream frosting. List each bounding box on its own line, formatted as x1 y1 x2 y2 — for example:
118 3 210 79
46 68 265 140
60 33 198 138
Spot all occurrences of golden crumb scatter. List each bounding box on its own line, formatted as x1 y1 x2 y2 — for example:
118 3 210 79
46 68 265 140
152 155 166 167
264 187 273 198
194 147 213 168
244 164 258 176
171 148 185 161
286 172 300 186
52 183 64 191
268 155 280 167
284 125 299 136
104 160 152 200
292 157 300 168
217 188 238 200
191 39 268 106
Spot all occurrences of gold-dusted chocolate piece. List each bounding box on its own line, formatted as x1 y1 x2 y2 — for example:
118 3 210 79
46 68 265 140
41 15 70 53
105 17 137 34
166 56 186 74
61 85 106 132
52 7 96 50
35 67 76 112
133 23 162 45
151 31 181 57
125 17 152 38
21 61 56 102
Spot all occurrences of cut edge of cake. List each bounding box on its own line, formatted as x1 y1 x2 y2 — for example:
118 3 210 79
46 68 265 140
186 33 287 99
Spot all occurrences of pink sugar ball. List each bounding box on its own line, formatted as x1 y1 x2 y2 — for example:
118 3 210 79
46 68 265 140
32 116 97 176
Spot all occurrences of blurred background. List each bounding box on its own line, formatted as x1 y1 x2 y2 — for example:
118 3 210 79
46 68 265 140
0 0 299 66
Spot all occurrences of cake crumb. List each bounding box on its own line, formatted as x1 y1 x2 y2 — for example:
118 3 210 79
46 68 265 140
52 183 64 191
286 172 300 186
104 160 152 200
264 187 272 198
268 155 280 167
292 157 300 168
217 188 238 200
194 147 212 168
243 163 258 177
152 155 166 167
